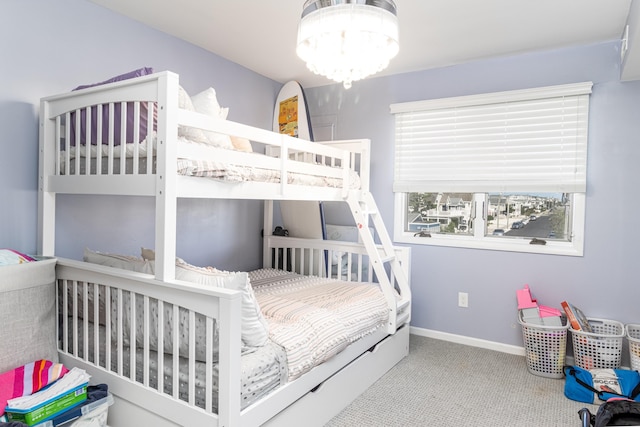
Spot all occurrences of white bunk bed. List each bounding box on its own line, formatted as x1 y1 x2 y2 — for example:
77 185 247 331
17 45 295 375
38 71 411 427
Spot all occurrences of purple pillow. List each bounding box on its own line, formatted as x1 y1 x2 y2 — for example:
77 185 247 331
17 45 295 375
69 67 155 147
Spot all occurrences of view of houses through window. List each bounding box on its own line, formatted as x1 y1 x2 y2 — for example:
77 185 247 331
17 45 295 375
406 192 571 241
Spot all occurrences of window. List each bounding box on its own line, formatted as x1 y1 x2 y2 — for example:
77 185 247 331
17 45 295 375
391 82 592 256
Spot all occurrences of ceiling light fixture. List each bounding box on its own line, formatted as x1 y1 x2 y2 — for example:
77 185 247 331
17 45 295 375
296 0 399 89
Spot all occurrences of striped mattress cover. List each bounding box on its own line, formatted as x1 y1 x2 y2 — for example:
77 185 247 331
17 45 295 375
176 158 360 189
59 137 361 189
66 320 287 412
249 268 389 381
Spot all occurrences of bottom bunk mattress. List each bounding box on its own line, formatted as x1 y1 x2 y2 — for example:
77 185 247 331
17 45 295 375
66 319 287 411
249 268 389 381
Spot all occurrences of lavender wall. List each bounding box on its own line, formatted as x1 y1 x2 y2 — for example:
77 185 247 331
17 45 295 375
0 0 280 271
306 42 640 350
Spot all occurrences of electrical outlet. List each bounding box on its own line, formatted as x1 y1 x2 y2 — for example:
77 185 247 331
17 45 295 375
458 292 469 308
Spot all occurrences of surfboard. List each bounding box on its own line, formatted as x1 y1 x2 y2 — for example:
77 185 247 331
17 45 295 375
273 81 327 245
273 80 314 141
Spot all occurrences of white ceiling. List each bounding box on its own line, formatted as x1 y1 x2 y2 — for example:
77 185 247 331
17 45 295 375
88 0 640 88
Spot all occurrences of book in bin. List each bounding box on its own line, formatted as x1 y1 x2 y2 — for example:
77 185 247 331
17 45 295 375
561 301 593 333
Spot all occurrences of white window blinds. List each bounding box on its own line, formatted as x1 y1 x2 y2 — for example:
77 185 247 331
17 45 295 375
391 82 592 193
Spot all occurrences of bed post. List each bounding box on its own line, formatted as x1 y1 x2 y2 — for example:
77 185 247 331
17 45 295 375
263 200 275 268
154 72 179 281
358 139 371 193
38 98 55 256
217 291 243 427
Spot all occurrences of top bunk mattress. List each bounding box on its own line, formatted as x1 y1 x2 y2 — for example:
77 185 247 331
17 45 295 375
59 137 361 189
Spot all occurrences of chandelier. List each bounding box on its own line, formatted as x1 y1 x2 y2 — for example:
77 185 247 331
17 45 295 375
296 0 399 89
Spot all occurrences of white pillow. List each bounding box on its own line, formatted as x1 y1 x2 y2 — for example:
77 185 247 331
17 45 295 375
83 248 269 360
177 86 209 144
141 248 269 347
83 248 151 273
191 87 234 149
80 249 152 326
191 87 227 119
83 249 219 362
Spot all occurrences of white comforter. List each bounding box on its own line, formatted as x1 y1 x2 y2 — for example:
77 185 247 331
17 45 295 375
249 269 389 381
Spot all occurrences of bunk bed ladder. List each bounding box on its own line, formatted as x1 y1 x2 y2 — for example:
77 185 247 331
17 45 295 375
346 192 411 333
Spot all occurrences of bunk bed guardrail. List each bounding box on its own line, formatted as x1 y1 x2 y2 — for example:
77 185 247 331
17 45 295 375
39 71 370 198
265 234 412 329
56 258 242 426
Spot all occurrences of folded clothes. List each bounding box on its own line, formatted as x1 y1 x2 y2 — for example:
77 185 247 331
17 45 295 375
7 367 90 411
0 360 68 416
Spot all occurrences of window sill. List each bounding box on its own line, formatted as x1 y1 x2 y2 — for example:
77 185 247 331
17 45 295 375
394 232 583 257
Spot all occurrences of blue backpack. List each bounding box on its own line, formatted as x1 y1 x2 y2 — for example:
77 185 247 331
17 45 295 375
564 366 640 404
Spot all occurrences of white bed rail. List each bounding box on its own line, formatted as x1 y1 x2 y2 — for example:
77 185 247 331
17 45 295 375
55 258 240 426
38 71 370 197
264 235 411 328
54 256 409 427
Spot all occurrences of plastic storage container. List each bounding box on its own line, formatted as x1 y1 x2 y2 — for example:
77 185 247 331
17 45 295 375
518 312 569 378
570 317 625 370
37 393 114 427
626 324 640 372
6 383 88 426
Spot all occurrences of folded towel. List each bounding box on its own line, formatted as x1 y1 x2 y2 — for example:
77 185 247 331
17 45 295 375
7 367 89 411
0 360 68 416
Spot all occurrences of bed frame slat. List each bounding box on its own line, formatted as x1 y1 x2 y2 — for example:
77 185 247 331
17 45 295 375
107 103 114 175
96 105 103 175
143 295 150 386
172 304 179 400
188 311 196 405
157 299 164 394
146 101 154 175
117 288 123 376
129 290 136 381
205 316 214 413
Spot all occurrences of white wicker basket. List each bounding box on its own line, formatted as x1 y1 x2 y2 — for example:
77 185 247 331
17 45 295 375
626 324 640 372
518 312 569 378
570 318 624 370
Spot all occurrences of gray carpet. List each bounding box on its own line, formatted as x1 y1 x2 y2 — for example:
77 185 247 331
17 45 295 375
326 334 599 426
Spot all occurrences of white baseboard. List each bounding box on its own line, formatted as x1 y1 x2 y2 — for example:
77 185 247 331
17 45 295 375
410 326 526 356
409 326 581 366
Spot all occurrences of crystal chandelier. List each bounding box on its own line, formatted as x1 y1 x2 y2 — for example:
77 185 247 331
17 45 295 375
296 0 399 89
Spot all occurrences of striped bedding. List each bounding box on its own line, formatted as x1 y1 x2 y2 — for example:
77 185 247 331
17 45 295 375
60 137 361 189
176 158 361 189
249 268 389 381
65 320 287 411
